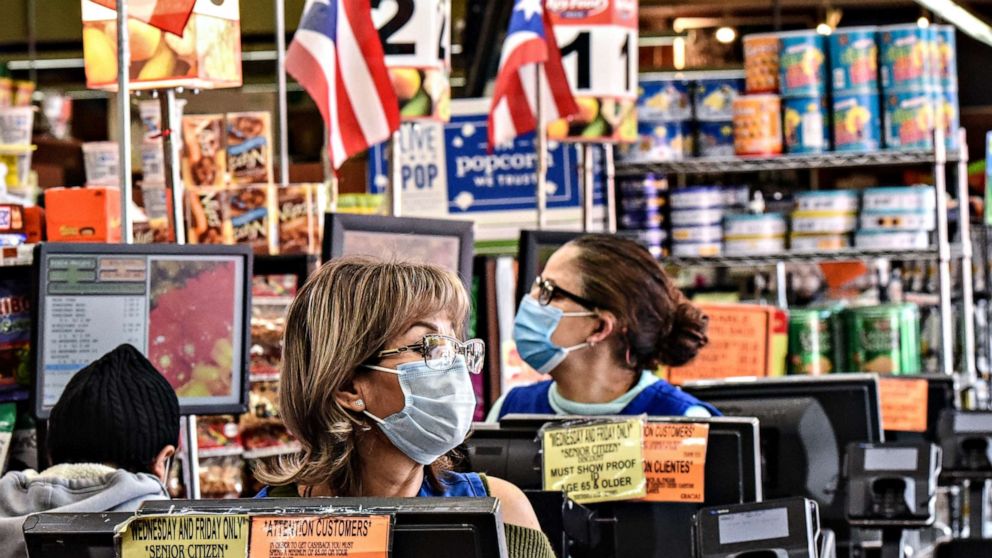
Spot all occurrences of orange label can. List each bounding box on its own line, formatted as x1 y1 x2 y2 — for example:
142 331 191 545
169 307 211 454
744 33 781 93
733 94 783 156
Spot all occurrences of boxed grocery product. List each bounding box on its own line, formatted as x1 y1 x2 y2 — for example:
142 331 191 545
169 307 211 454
182 114 227 187
23 206 44 244
226 112 273 185
81 0 242 91
138 182 175 243
186 186 233 244
277 184 318 255
45 186 121 242
229 184 276 255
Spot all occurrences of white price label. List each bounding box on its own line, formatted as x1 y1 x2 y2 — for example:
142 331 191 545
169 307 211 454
372 0 450 69
555 25 637 99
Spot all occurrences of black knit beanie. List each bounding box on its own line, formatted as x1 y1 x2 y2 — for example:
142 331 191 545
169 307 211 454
47 343 180 473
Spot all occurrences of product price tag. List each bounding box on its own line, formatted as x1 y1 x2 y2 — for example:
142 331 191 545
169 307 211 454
642 422 709 503
878 377 928 433
542 418 646 504
119 514 249 558
668 304 772 385
248 515 392 558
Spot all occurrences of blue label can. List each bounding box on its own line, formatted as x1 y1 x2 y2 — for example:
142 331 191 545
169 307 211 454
884 90 935 150
695 120 735 157
879 24 933 92
783 96 829 154
693 70 745 121
626 120 691 161
778 30 828 97
935 25 958 91
833 93 883 152
828 26 879 94
638 74 693 121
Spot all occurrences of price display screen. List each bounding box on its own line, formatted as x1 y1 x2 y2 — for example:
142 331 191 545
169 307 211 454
36 245 249 418
718 507 790 545
864 448 919 471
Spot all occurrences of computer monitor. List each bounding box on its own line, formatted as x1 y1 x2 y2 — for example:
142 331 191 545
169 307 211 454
31 243 252 419
22 512 131 558
462 414 762 558
882 374 956 444
140 497 505 558
683 374 884 545
322 213 474 290
515 230 582 305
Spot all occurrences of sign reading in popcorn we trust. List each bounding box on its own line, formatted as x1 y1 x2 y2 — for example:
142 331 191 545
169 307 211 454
542 419 646 504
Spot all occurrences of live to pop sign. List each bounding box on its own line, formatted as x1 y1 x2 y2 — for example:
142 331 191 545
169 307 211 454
546 0 638 142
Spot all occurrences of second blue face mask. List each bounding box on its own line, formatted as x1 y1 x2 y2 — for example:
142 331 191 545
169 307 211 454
512 295 595 374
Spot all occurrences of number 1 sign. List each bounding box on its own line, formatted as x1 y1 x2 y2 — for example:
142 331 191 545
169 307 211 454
372 0 451 121
547 0 638 143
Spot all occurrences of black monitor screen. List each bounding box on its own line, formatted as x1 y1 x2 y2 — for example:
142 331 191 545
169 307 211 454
33 243 252 418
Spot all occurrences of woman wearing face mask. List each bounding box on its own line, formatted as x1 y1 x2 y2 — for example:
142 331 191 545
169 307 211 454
256 257 553 558
488 234 719 420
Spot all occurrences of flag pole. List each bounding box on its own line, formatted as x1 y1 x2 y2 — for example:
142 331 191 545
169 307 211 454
534 65 548 230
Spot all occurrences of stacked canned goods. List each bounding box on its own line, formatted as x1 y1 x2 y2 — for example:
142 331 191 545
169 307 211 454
842 303 922 374
829 27 884 152
629 74 693 161
738 34 784 156
856 185 936 248
788 306 844 375
670 186 727 257
879 24 936 150
791 190 859 249
694 71 744 157
723 213 787 255
779 31 830 154
934 25 961 151
618 174 668 258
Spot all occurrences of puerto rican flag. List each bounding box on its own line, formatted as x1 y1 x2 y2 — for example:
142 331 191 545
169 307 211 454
488 0 579 149
91 0 196 36
287 0 400 170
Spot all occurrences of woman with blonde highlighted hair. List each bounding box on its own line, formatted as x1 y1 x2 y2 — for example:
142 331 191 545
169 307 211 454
256 257 553 558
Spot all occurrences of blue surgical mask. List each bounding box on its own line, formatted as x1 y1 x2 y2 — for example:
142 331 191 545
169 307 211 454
363 356 476 465
512 295 596 374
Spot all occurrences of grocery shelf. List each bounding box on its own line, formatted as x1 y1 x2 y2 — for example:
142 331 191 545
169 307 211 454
617 149 960 176
662 246 945 267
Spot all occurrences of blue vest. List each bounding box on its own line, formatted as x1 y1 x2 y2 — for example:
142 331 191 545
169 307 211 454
256 471 487 498
497 378 721 420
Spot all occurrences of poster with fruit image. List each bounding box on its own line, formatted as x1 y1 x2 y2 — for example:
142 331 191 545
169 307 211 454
546 0 638 142
372 0 451 121
81 0 242 91
147 258 242 402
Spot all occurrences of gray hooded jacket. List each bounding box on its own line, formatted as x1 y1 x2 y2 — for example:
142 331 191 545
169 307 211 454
0 463 169 558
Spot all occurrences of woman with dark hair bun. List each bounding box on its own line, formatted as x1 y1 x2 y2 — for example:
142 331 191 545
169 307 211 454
488 234 719 420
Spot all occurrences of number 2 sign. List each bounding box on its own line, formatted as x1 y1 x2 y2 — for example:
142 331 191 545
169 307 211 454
548 0 638 99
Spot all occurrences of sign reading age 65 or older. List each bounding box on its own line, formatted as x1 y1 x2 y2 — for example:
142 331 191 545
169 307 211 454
542 419 647 504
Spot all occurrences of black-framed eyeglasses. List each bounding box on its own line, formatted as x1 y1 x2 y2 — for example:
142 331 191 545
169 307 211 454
532 276 598 310
377 334 485 374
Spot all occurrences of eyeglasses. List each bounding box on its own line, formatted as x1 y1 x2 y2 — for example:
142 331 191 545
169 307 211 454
532 276 598 310
377 334 485 374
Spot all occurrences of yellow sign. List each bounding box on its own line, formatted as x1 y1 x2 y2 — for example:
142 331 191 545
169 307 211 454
642 422 710 503
542 419 647 504
248 515 392 558
120 514 249 558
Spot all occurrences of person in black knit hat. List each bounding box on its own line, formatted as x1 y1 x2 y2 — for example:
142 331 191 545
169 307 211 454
0 344 180 558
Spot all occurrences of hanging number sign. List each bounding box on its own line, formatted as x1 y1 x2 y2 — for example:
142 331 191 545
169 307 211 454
372 0 451 121
546 0 638 142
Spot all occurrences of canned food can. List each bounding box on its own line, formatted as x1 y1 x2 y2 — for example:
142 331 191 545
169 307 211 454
862 185 935 212
621 210 664 230
833 93 883 152
935 25 958 91
724 236 786 255
829 26 879 94
778 31 828 97
884 90 935 150
733 94 783 156
670 186 726 210
723 213 787 237
783 96 829 154
620 173 667 195
790 233 852 251
671 207 724 227
795 190 860 213
859 210 936 231
625 228 669 258
791 211 858 233
638 74 693 121
879 24 933 92
627 120 691 161
672 224 723 244
694 71 745 121
854 230 930 249
696 120 736 157
744 33 781 93
671 241 722 257
724 185 751 210
789 308 841 375
843 304 921 374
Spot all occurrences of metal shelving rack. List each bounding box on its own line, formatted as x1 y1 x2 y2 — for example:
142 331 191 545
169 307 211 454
616 130 978 394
